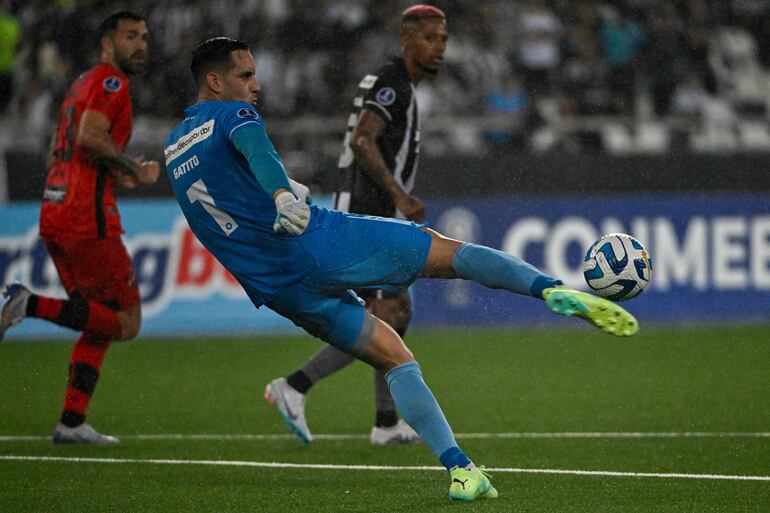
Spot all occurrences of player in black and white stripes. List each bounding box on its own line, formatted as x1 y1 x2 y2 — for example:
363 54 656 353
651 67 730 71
265 4 448 445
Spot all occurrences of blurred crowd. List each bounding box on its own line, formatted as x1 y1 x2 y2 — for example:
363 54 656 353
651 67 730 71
1 0 769 154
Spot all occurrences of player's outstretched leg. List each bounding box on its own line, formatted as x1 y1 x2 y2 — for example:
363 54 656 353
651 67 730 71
264 377 313 443
542 286 638 336
420 232 639 337
0 284 31 342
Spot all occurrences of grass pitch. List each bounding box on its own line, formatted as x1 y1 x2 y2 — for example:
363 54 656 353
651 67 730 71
1 325 769 512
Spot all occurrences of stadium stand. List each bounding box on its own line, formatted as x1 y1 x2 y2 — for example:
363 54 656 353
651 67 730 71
1 0 769 195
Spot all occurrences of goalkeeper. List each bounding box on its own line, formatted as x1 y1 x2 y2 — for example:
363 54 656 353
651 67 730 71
163 37 639 501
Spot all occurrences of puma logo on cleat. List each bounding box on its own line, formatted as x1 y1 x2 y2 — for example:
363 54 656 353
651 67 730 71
452 478 469 489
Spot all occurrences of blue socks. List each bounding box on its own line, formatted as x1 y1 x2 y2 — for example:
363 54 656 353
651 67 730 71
452 242 562 298
439 446 472 471
385 361 470 470
382 245 563 471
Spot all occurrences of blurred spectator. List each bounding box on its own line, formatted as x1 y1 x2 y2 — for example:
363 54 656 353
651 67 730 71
671 71 732 120
729 0 770 67
600 4 645 115
516 0 562 99
0 0 768 158
0 4 21 113
17 79 53 149
708 23 768 116
683 0 717 93
644 5 688 116
561 28 611 116
56 0 107 80
483 75 528 147
150 0 202 59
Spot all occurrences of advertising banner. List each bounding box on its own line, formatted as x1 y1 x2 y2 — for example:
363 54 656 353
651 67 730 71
1 200 299 339
416 194 770 327
2 194 769 338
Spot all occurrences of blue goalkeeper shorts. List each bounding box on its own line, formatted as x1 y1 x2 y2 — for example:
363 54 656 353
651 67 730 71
266 209 432 353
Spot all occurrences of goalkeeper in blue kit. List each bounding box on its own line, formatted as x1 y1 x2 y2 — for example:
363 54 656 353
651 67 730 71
165 37 639 501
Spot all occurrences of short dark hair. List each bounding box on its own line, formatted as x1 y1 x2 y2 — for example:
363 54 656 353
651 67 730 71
98 10 145 39
190 37 250 87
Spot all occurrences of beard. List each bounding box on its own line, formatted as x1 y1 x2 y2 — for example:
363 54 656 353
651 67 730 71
114 51 144 75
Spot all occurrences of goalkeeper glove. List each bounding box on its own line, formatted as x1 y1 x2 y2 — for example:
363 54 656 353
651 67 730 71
289 178 312 205
273 190 310 236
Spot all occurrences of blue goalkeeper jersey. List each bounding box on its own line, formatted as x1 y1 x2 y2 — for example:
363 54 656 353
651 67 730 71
164 100 319 305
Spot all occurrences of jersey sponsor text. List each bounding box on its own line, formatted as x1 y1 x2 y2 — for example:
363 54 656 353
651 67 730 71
164 120 215 163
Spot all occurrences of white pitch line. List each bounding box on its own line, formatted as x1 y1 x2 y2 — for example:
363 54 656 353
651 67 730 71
1 431 769 442
1 455 768 482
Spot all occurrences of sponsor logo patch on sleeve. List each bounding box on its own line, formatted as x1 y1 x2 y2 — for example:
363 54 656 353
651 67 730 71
375 87 396 106
103 76 122 93
237 108 259 119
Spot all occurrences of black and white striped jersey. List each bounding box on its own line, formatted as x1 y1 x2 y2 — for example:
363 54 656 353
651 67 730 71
334 57 420 218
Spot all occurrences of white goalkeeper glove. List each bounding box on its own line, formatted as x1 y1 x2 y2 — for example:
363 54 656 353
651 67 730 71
273 190 310 236
289 178 311 204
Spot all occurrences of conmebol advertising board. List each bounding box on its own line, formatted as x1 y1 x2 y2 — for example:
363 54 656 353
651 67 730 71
417 194 770 326
1 195 768 338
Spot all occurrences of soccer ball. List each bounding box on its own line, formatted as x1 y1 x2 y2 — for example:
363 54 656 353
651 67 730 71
582 233 652 301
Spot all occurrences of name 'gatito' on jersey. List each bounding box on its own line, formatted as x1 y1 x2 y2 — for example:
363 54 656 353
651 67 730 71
164 100 320 306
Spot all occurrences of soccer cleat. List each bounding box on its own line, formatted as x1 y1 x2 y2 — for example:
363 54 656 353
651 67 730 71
542 285 639 337
448 464 498 501
263 377 313 443
0 283 31 342
52 422 120 444
370 418 421 445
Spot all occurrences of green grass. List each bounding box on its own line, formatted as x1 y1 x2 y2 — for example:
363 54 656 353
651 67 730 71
1 325 769 512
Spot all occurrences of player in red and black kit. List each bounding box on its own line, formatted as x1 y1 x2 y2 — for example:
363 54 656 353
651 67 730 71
0 11 159 444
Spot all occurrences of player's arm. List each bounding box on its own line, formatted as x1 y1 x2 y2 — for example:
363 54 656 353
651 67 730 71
77 109 159 186
350 110 425 222
44 131 57 170
230 123 309 236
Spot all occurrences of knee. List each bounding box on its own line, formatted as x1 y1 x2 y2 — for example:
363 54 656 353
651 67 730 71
376 347 414 374
359 318 414 374
115 308 141 341
120 321 140 341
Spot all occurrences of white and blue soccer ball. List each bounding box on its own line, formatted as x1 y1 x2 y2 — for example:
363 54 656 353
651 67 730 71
582 233 652 301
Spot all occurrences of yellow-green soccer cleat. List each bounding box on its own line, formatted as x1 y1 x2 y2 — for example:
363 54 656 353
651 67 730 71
542 286 639 337
448 464 498 501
